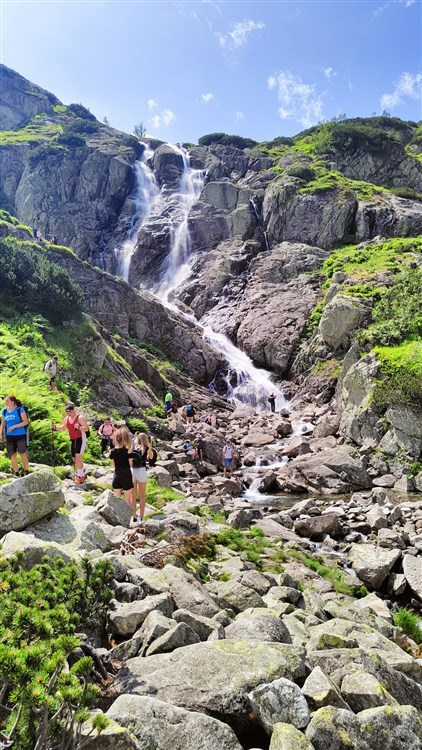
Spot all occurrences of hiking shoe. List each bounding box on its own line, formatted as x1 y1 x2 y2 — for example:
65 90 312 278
137 514 142 524
133 516 138 523
75 476 84 484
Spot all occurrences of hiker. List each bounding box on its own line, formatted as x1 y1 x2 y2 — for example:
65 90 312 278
130 432 154 522
195 435 204 460
268 393 276 413
222 439 235 477
183 440 197 460
168 401 178 422
98 417 115 453
109 426 135 516
184 401 196 425
44 356 59 391
0 395 29 477
164 392 173 418
52 402 88 484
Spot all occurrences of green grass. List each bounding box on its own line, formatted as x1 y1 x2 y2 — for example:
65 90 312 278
322 236 422 283
145 477 181 508
288 549 368 598
299 170 387 201
0 311 117 465
0 123 62 145
392 606 422 644
372 342 422 408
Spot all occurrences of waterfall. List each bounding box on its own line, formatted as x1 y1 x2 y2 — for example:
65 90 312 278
203 326 286 411
249 197 270 253
155 144 204 303
114 144 160 281
114 141 285 413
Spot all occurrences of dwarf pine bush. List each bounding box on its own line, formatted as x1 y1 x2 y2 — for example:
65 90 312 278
0 555 114 749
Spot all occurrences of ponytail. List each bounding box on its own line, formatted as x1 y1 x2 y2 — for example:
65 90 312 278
6 395 22 408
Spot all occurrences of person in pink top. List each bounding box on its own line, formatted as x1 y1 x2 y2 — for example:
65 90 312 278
52 402 89 483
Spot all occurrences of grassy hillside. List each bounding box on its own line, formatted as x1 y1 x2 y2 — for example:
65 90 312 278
305 235 422 409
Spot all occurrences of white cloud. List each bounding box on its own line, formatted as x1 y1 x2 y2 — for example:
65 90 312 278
380 72 422 110
402 0 416 6
201 92 214 104
268 70 324 128
323 67 338 80
373 2 390 17
218 19 264 50
150 108 176 129
147 99 158 111
235 111 244 120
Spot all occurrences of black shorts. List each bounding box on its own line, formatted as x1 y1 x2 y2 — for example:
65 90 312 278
112 468 134 491
6 436 27 456
70 435 86 458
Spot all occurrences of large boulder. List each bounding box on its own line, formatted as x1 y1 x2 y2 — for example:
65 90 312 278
248 677 310 732
0 470 64 532
108 594 175 637
348 544 401 590
96 490 132 528
402 555 422 602
319 294 371 351
114 641 306 729
107 695 243 750
278 448 371 494
270 723 315 750
126 564 221 618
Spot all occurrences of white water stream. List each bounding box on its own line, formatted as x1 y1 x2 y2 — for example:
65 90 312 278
114 145 161 281
117 144 299 412
115 142 312 502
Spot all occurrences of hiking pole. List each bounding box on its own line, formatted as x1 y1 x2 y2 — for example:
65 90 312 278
51 422 57 475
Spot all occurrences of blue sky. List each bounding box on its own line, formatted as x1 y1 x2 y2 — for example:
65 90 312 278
1 0 421 143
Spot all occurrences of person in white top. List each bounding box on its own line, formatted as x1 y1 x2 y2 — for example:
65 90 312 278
44 356 59 391
222 440 234 477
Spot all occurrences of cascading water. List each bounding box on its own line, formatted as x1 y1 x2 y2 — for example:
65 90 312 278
116 141 286 414
155 144 204 303
249 197 270 253
203 326 285 412
114 144 161 281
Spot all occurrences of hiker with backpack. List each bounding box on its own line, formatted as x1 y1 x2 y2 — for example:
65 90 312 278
52 402 89 484
130 432 155 523
184 401 196 425
44 356 59 391
0 395 30 477
98 417 115 454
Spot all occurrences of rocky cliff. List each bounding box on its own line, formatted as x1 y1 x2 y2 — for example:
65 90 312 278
1 66 421 471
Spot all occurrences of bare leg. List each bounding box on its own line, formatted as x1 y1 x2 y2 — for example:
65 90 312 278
114 488 122 498
19 450 29 471
10 453 19 474
139 482 147 520
124 488 135 514
75 453 84 472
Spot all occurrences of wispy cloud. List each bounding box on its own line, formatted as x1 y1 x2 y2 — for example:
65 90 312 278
201 92 214 104
150 108 176 129
373 2 390 17
267 70 324 128
323 67 338 80
235 111 244 120
147 99 158 111
380 71 422 109
217 19 264 50
373 0 416 16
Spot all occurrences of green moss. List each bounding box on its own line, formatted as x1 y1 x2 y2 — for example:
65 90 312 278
372 342 422 408
0 123 62 145
299 170 386 200
288 549 368 598
322 236 421 283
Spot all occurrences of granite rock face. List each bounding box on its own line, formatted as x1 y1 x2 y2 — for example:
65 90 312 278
0 470 64 533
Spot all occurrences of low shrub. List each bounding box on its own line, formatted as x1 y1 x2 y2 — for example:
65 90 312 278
0 237 84 324
198 132 257 149
0 555 114 749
